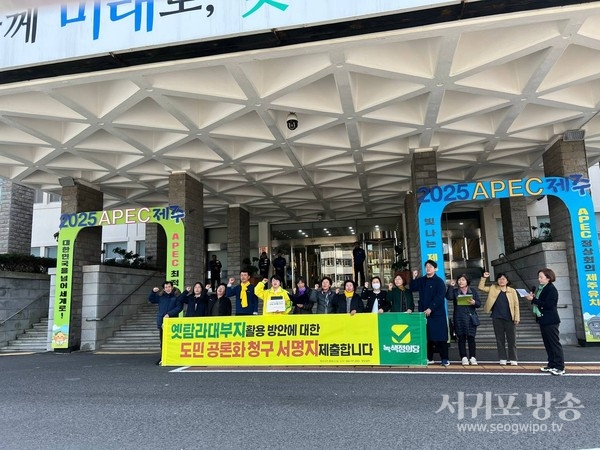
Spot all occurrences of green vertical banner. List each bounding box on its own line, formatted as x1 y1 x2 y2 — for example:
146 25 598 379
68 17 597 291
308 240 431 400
377 313 427 365
52 206 185 350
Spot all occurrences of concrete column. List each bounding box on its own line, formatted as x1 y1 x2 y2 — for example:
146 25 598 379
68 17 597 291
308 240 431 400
543 138 588 343
0 179 34 254
144 223 167 272
60 182 103 351
169 172 204 287
499 197 530 254
406 149 438 269
228 205 250 277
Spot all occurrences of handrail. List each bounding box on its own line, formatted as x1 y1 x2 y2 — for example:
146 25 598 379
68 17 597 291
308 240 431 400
86 271 160 322
0 292 47 327
497 252 531 290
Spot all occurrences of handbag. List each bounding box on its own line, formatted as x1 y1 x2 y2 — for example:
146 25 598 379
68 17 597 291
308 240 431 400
470 313 480 327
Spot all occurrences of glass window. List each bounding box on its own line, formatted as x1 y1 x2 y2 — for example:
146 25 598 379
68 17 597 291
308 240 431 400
104 242 127 259
136 240 145 257
45 246 57 258
31 247 41 257
48 193 61 203
34 190 44 203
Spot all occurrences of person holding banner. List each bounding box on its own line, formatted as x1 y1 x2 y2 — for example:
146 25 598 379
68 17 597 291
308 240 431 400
291 277 314 314
362 276 390 313
310 276 336 314
333 280 364 315
255 275 293 314
446 274 481 366
387 272 414 313
227 270 259 316
411 260 450 366
148 281 181 365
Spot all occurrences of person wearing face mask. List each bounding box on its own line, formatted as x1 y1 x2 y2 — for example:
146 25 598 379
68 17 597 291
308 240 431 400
387 272 414 313
362 276 390 313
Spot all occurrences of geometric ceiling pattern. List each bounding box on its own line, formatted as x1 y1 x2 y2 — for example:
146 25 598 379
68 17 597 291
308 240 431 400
2 3 600 227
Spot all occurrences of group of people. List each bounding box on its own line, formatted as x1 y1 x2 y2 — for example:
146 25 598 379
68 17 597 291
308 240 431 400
149 261 565 375
416 260 564 376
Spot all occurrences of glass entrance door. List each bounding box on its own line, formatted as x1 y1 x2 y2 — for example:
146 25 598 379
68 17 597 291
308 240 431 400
366 239 395 284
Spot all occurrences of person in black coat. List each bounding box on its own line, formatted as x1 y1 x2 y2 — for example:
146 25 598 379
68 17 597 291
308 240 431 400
362 276 390 313
446 273 481 365
525 268 565 375
332 280 364 315
291 277 314 314
258 251 270 279
178 281 209 317
411 260 449 366
206 283 232 316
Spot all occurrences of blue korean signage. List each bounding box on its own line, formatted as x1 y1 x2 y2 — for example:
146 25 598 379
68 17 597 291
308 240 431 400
417 175 600 343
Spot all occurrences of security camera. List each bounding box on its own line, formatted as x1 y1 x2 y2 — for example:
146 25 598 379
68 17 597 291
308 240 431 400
286 113 298 131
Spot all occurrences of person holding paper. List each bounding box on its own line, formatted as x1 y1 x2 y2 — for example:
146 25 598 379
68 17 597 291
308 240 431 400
362 276 390 313
255 275 293 315
478 272 520 366
387 272 414 313
446 274 481 366
525 268 565 376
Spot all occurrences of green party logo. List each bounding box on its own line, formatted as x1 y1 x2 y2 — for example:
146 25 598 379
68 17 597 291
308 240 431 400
391 324 412 344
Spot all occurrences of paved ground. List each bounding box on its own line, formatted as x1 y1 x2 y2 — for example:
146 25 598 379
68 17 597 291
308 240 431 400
2 345 600 450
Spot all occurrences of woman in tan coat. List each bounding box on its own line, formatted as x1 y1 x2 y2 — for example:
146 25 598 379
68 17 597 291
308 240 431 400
478 272 520 366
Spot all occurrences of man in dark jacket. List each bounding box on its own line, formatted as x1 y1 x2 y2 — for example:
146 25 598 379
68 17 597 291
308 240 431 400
227 270 258 315
208 255 222 286
148 280 180 365
258 251 270 279
273 252 287 288
352 242 366 286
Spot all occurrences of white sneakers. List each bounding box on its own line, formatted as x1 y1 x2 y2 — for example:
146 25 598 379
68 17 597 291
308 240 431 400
510 360 518 366
461 357 478 365
499 360 507 365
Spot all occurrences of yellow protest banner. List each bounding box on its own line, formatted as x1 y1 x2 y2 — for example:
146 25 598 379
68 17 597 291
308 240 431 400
162 313 427 366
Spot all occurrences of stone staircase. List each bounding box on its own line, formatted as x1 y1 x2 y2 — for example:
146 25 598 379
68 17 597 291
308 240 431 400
0 318 49 353
448 292 543 348
99 303 160 353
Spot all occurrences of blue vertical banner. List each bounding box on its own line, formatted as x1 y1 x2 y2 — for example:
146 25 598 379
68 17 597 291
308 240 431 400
416 175 600 343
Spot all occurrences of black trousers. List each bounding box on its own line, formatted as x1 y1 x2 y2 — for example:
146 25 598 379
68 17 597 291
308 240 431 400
540 323 564 370
210 273 221 287
457 334 476 359
354 264 365 286
427 340 449 361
